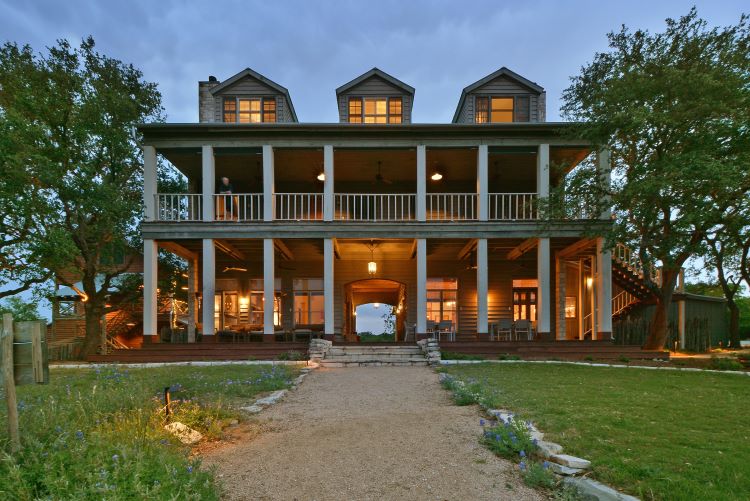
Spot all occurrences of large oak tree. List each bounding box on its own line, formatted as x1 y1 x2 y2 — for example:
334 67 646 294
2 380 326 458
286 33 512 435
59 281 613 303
561 9 750 349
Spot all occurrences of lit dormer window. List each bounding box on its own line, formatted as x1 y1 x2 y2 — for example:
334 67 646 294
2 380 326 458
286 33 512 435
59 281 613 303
348 97 402 124
475 96 530 123
223 97 276 123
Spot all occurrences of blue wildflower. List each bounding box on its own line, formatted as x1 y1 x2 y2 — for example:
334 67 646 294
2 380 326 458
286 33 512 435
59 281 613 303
519 450 526 458
479 419 486 426
519 461 527 471
542 461 550 469
75 430 84 440
112 454 119 462
187 465 193 474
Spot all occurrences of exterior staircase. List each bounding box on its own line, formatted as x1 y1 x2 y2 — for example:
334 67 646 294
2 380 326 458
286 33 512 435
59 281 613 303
320 344 428 367
611 243 659 319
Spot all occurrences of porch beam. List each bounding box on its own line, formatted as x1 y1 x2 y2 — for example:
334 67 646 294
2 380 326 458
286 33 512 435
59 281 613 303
457 238 477 261
507 237 538 261
324 238 334 339
263 144 274 222
557 238 596 259
201 238 216 336
537 237 551 338
143 239 158 339
158 241 198 261
273 239 294 261
416 238 427 335
409 239 418 259
323 144 334 221
201 145 215 222
214 239 245 261
143 146 157 221
263 238 275 338
477 238 489 337
332 237 341 259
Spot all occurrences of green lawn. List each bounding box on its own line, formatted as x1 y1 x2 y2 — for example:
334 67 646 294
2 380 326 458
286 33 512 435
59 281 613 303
0 364 298 500
442 363 750 501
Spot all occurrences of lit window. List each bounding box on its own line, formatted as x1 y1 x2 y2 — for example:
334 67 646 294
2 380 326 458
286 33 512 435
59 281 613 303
349 98 362 123
349 97 402 124
426 278 458 325
223 97 277 123
223 98 236 122
293 279 324 325
263 98 276 123
238 98 261 123
364 98 387 123
388 98 402 123
475 96 489 123
490 97 514 123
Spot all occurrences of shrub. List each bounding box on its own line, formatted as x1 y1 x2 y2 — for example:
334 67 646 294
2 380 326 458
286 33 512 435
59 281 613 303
498 353 521 361
442 351 485 361
583 356 594 362
276 350 305 361
522 461 557 489
618 355 630 363
481 415 538 459
708 356 744 371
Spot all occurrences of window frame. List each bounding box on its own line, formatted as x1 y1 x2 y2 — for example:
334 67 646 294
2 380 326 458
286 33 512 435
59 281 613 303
426 278 458 326
222 96 277 123
474 95 532 123
348 96 403 124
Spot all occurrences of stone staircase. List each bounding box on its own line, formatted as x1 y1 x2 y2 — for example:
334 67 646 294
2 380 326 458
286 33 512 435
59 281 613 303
319 344 428 367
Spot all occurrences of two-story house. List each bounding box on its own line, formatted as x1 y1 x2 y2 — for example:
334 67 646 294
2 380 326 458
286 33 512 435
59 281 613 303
138 65 638 349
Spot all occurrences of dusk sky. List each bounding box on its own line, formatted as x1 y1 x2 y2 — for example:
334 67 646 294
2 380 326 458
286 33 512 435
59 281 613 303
1 1 746 325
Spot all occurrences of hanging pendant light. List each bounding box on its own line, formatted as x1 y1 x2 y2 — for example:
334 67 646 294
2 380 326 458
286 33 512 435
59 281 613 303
367 240 377 276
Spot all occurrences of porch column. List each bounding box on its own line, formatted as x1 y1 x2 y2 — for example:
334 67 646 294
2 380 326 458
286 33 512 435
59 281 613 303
263 238 275 340
187 258 198 342
417 145 426 221
537 144 550 200
555 255 566 340
324 238 335 340
537 238 551 339
201 239 215 337
595 238 612 340
263 145 275 221
477 144 489 221
202 145 215 221
477 238 489 338
323 145 334 221
143 146 157 221
597 147 612 219
143 239 158 342
416 238 427 336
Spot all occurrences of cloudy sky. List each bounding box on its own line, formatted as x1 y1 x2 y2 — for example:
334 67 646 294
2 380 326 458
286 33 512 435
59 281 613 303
2 0 746 125
1 0 746 325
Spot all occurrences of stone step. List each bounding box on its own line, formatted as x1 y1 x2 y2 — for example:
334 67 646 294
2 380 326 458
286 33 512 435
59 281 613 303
320 360 429 367
328 350 422 357
324 356 428 363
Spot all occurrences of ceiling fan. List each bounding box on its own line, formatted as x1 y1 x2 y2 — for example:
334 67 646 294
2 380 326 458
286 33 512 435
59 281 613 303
372 161 393 185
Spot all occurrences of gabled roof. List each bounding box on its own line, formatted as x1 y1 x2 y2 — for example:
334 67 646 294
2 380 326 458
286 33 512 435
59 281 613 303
452 67 544 123
336 67 415 96
209 68 298 122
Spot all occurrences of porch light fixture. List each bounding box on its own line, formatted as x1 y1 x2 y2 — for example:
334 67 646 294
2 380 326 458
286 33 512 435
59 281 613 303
586 277 594 288
431 171 443 181
373 303 380 309
367 240 378 276
317 172 325 181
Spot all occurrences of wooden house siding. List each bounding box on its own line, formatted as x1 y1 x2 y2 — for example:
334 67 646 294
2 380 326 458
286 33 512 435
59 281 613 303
337 75 413 123
206 77 295 123
456 76 545 124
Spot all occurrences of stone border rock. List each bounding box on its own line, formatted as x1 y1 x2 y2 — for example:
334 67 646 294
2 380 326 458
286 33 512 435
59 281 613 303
240 366 315 414
51 360 311 369
439 358 750 376
308 338 332 362
438 373 640 501
417 338 441 365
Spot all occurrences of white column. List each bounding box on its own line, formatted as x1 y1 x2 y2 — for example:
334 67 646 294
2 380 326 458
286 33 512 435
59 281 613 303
324 238 335 337
537 143 550 199
323 145 334 221
537 237 551 337
263 238 275 336
597 147 612 220
477 145 489 221
417 145 426 221
263 145 275 221
143 146 157 221
201 239 215 336
187 258 197 343
142 239 158 339
416 238 427 334
596 238 612 339
555 256 566 340
201 145 215 222
477 238 489 335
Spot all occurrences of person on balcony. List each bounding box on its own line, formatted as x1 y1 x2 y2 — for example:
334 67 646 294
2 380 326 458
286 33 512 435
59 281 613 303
216 177 237 220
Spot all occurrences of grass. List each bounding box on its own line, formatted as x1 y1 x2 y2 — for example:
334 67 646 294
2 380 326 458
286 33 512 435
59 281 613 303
0 364 298 500
441 363 750 501
358 332 395 342
441 351 486 361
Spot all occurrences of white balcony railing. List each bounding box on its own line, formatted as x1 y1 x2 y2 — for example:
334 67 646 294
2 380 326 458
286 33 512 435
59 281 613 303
612 290 639 316
426 193 477 221
214 193 263 221
488 193 537 220
155 194 202 221
335 194 416 221
275 193 324 221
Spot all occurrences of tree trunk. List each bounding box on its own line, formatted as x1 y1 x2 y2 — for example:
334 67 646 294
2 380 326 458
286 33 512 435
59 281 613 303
727 300 740 349
643 267 680 350
80 300 104 358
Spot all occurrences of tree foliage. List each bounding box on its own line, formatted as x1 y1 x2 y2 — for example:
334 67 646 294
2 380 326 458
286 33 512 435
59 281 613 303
561 9 750 348
0 37 164 355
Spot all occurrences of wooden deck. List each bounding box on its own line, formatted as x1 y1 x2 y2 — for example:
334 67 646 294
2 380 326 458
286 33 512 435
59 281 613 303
441 340 669 361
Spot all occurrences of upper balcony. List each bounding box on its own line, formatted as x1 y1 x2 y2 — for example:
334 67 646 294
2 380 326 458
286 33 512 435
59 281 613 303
146 143 605 225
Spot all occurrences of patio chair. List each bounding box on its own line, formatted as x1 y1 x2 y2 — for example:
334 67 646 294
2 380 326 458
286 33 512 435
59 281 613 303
492 319 513 341
426 320 437 339
436 320 455 342
514 319 532 341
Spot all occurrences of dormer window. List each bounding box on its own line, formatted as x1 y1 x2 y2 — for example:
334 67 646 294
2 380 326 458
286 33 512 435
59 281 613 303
475 95 531 123
348 97 402 124
223 97 276 123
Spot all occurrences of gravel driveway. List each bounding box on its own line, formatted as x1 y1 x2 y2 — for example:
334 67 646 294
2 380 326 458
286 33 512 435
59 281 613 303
202 366 543 501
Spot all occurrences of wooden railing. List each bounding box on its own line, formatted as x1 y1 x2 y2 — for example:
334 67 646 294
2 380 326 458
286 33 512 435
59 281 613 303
214 194 263 221
334 194 416 221
275 193 324 220
612 290 639 317
155 194 202 221
488 193 537 220
613 243 660 284
426 194 477 221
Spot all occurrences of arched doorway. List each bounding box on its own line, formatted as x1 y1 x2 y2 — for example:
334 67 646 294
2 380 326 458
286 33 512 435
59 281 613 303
343 279 407 342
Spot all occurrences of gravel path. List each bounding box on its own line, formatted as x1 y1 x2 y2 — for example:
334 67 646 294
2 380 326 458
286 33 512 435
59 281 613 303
202 367 544 501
